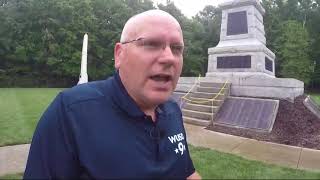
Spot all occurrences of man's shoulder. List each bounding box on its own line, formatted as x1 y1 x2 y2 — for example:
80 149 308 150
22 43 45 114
60 78 113 107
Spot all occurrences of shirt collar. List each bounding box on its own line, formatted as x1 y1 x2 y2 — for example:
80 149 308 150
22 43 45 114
111 71 151 118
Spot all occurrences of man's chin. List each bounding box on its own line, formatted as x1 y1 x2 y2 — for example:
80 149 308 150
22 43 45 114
148 92 172 105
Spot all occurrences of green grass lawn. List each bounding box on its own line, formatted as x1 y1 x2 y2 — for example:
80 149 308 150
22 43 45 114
190 146 320 179
309 94 320 106
1 146 320 179
0 173 23 179
0 88 62 146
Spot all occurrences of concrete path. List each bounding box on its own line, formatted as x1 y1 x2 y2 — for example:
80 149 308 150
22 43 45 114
0 144 29 176
185 123 320 172
1 124 320 176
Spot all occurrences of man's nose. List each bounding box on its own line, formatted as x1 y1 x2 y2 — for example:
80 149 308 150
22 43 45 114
158 44 176 64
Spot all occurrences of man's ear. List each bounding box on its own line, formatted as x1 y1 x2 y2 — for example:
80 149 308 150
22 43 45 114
114 43 123 69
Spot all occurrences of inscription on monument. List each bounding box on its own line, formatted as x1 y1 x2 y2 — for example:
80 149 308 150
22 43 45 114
265 57 273 72
227 11 248 36
217 56 251 68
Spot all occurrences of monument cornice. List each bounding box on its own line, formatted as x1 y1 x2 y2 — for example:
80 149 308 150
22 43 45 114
219 0 265 15
208 44 276 59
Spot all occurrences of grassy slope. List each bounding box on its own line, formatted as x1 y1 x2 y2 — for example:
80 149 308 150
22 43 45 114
0 88 62 146
190 145 320 179
0 173 24 179
310 94 320 106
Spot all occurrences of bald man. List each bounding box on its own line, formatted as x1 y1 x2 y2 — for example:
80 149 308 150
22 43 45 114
24 10 200 179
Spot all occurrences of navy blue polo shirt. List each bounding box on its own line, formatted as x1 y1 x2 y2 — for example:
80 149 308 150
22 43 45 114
24 72 195 179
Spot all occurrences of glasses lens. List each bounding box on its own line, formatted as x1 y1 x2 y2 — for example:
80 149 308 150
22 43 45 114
131 38 184 57
170 44 184 56
140 39 163 51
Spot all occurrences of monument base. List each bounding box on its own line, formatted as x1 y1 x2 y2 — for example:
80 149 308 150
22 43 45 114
175 74 304 102
207 43 276 77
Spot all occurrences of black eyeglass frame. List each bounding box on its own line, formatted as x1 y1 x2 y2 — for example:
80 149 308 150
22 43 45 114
120 37 185 56
121 37 145 44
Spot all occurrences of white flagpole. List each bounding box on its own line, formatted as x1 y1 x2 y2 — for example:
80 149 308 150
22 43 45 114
78 33 88 84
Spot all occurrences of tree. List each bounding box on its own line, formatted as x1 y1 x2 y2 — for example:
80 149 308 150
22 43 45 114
275 20 313 85
304 1 320 88
0 0 156 87
2 0 320 90
194 5 221 75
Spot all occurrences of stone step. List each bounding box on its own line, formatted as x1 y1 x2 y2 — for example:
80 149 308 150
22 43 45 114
197 86 229 94
182 109 213 121
185 97 223 106
199 81 231 88
183 116 210 126
184 103 219 113
190 92 226 100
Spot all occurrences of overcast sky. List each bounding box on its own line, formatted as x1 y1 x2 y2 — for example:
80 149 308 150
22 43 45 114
153 0 231 18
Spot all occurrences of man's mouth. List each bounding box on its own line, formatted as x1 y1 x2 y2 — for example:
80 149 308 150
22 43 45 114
150 74 173 82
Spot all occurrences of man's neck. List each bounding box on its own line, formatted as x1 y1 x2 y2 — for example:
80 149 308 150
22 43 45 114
117 71 157 122
143 108 156 122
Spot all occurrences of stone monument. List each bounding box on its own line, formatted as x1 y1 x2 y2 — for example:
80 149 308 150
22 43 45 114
206 0 274 77
202 0 304 102
174 0 304 131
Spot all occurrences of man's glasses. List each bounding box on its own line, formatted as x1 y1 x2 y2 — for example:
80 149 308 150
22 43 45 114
121 37 185 57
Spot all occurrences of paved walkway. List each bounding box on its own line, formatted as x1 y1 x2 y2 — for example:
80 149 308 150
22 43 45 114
0 144 29 176
1 124 320 176
185 124 320 172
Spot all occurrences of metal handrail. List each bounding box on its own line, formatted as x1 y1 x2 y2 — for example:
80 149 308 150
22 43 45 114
181 74 201 99
181 80 228 104
179 74 201 108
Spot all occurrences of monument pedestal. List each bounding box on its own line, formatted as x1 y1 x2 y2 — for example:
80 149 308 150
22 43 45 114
207 0 275 77
175 0 304 131
206 42 275 77
201 76 303 102
203 0 303 101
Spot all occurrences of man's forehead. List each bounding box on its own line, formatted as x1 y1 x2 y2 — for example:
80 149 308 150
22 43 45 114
138 17 181 31
135 11 180 26
130 10 179 23
121 10 182 41
136 18 181 39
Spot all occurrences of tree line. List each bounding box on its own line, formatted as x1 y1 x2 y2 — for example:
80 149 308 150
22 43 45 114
0 0 319 89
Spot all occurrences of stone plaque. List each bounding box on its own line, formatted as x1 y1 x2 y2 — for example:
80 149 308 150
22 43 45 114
215 97 278 132
227 11 248 36
217 56 251 69
265 57 273 72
